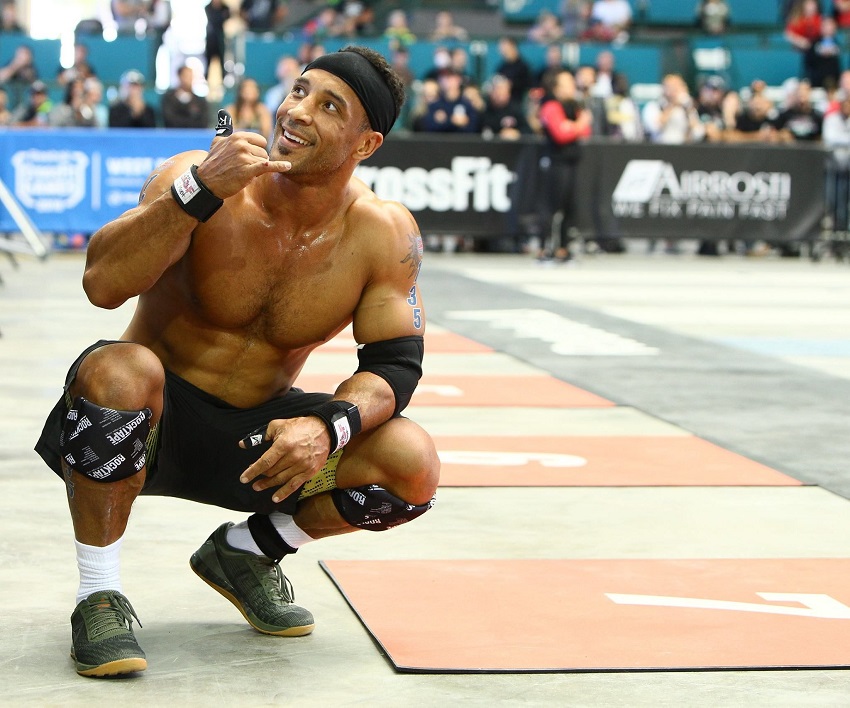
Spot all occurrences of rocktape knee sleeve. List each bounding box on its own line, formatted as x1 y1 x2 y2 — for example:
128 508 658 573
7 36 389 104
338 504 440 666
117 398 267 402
59 396 151 482
331 484 435 531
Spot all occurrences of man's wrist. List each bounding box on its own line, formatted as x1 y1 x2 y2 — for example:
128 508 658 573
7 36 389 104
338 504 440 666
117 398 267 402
309 400 361 453
171 164 223 222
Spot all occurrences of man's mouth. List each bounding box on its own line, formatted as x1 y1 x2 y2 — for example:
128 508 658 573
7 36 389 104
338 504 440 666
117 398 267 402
283 129 310 146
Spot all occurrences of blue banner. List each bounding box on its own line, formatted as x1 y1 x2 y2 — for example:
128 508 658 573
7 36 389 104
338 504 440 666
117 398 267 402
0 128 212 233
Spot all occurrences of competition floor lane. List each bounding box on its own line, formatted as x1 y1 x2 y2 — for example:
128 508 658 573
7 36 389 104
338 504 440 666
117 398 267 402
3 253 850 704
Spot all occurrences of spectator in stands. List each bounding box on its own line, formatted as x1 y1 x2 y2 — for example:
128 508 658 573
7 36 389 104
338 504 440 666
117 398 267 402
0 0 23 32
535 43 569 90
535 68 592 263
593 50 623 98
430 10 469 42
417 68 480 133
822 92 850 229
301 6 346 42
424 45 452 81
832 0 850 27
480 74 531 140
641 73 702 254
0 87 12 126
450 46 474 87
723 89 789 143
384 9 416 48
83 77 108 128
809 16 842 88
334 0 375 37
604 73 642 141
695 0 730 36
390 45 415 90
204 0 230 80
528 10 564 44
560 0 591 38
495 38 533 105
161 64 208 129
240 0 287 33
57 43 97 87
584 0 632 43
111 0 150 34
224 77 273 137
409 77 440 132
48 77 99 127
0 45 39 105
575 64 609 134
108 70 157 128
642 73 705 144
774 78 823 141
11 80 52 127
263 55 300 116
826 69 850 114
695 74 729 141
785 0 824 83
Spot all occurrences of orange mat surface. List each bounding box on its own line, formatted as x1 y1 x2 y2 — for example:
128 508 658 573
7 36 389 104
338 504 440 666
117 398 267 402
294 374 613 408
320 558 850 672
433 435 800 487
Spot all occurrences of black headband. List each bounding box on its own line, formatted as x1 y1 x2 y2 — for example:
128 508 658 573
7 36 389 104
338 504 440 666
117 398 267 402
303 50 397 136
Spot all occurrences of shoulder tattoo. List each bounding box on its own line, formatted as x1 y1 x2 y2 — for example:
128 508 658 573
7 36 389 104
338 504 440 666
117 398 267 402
400 232 424 280
139 173 158 204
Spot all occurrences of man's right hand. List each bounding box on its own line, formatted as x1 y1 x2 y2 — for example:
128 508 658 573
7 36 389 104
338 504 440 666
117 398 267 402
195 110 291 201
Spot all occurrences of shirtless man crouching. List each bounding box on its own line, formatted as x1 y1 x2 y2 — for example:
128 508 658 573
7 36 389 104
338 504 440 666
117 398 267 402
35 45 439 678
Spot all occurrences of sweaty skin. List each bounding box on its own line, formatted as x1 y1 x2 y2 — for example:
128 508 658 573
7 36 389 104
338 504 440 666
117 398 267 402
80 68 431 511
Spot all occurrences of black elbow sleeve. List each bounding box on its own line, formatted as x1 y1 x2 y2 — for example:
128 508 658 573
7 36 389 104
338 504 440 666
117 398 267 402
355 335 424 415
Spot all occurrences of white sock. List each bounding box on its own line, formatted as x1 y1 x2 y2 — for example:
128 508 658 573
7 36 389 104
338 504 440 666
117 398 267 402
75 537 123 605
226 513 314 556
269 512 313 549
226 521 262 554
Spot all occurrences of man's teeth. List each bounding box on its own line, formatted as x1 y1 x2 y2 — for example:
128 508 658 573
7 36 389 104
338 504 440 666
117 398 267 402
285 130 308 146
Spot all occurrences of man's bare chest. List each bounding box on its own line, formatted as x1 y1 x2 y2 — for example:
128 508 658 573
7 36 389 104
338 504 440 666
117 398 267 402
177 237 362 348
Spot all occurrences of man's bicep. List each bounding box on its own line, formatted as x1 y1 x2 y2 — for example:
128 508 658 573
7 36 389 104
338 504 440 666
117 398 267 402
352 215 426 344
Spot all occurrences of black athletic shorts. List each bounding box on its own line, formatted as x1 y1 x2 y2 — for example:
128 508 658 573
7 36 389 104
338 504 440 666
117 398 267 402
34 340 334 515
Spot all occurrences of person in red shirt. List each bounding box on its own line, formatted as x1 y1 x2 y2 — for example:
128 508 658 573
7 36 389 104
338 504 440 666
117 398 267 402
785 0 824 83
832 0 850 28
535 69 592 262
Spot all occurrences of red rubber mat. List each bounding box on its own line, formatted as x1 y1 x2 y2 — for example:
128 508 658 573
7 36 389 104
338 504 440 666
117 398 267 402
433 435 800 487
295 374 613 408
320 558 850 672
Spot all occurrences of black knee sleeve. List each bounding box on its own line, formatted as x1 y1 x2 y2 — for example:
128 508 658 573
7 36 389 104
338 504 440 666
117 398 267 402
331 484 435 531
59 396 151 482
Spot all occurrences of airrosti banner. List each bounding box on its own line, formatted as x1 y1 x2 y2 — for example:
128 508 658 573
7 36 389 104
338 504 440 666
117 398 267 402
0 130 827 242
577 141 826 243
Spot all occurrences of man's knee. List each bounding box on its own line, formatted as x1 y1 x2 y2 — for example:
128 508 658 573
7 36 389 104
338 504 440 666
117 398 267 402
333 419 440 530
73 343 165 413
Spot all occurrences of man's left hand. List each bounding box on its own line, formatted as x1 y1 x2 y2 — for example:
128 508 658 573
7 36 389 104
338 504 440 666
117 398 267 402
239 417 331 503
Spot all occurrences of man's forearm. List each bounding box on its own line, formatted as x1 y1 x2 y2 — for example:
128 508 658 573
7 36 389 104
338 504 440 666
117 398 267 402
83 189 199 309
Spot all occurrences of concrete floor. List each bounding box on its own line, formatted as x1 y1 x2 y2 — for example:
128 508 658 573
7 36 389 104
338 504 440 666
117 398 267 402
3 245 850 706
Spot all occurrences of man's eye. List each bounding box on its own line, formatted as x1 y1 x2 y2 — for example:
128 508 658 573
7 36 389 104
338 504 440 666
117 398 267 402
326 102 338 112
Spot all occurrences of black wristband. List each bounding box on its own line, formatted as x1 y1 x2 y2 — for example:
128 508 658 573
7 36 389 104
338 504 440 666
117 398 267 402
310 400 361 453
171 164 223 222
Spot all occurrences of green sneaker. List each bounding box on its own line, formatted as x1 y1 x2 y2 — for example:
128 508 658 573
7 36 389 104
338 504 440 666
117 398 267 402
70 591 147 678
189 522 315 637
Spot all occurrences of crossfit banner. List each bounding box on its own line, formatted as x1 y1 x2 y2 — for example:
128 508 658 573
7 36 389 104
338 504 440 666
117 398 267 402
576 141 826 243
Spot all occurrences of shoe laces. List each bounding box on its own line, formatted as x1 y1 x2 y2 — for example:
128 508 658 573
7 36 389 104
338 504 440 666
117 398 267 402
254 558 296 605
84 593 143 639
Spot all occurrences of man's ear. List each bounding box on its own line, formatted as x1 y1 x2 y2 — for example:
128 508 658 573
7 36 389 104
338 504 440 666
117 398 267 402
353 130 384 162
